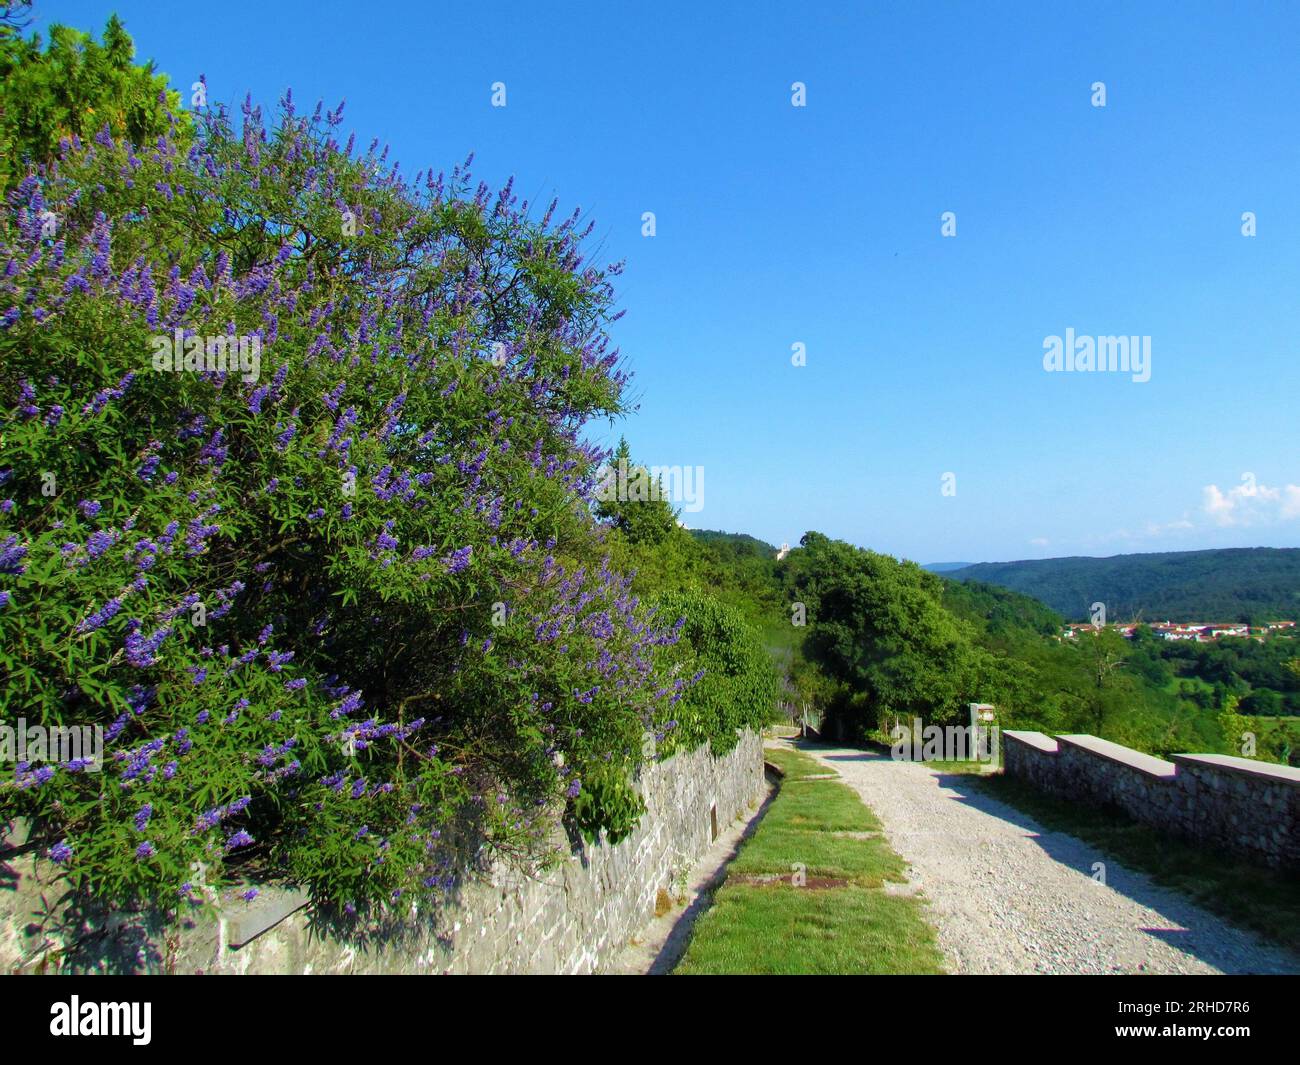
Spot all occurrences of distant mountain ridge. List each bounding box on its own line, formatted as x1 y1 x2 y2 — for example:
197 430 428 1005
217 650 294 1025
942 547 1300 622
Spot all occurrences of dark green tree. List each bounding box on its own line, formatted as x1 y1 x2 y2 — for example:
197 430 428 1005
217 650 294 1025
0 15 189 191
787 533 979 735
594 437 679 546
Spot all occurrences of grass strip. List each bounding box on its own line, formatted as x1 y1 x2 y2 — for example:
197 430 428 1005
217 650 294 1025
764 746 832 781
676 746 944 974
675 884 944 975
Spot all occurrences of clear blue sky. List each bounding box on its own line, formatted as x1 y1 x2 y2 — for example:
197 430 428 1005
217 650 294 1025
44 0 1300 563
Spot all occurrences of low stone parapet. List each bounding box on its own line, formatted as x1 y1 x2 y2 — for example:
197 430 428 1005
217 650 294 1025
1000 731 1300 870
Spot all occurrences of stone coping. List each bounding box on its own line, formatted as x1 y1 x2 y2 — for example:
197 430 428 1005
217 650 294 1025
1170 752 1300 788
226 887 310 948
1056 734 1177 779
1002 730 1060 754
1001 732 1300 789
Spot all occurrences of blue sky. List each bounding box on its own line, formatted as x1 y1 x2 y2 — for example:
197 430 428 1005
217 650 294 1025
44 0 1300 563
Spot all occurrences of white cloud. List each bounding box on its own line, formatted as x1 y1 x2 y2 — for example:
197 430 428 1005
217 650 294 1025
1201 479 1300 527
1055 474 1298 553
1141 517 1194 536
1090 515 1194 547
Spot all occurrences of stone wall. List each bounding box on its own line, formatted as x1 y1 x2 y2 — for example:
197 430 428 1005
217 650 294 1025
1002 730 1300 870
999 728 1061 793
2 731 765 974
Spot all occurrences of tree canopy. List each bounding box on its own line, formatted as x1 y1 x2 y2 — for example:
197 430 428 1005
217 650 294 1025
0 16 188 192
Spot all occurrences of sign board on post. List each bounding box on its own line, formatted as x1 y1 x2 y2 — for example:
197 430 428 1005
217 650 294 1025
968 703 999 767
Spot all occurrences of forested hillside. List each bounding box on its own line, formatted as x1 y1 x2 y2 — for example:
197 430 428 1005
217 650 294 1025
673 529 1299 765
942 548 1300 622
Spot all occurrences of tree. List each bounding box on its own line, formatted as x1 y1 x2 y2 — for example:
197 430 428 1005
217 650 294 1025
787 533 979 735
0 16 189 192
1218 695 1252 758
594 437 679 545
653 591 780 756
1082 628 1129 734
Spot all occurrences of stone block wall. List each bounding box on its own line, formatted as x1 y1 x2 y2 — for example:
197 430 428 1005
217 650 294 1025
999 728 1060 793
1001 730 1300 870
2 731 765 974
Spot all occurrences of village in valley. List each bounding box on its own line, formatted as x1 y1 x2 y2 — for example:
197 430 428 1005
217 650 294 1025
1064 619 1297 642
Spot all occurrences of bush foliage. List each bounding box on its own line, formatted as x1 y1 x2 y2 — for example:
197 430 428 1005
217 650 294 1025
653 591 780 756
0 16 188 192
0 73 751 912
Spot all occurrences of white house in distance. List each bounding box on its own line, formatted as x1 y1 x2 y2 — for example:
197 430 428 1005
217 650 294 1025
1064 621 1271 642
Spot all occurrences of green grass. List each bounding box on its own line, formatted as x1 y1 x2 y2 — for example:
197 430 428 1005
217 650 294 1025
974 773 1300 950
921 759 988 775
676 746 944 974
760 779 881 832
764 746 833 781
727 827 904 886
674 884 945 975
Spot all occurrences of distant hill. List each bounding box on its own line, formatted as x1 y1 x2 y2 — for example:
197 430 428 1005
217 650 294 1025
688 529 778 556
923 562 975 573
943 548 1300 622
939 577 1064 638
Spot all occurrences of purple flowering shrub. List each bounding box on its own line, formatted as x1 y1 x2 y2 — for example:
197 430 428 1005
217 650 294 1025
0 92 697 912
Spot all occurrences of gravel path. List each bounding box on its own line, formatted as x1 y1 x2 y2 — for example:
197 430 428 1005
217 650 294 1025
796 742 1300 975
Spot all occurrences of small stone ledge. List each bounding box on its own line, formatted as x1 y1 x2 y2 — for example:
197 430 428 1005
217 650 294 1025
1002 730 1059 754
225 887 311 949
1170 753 1300 789
1057 734 1176 779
